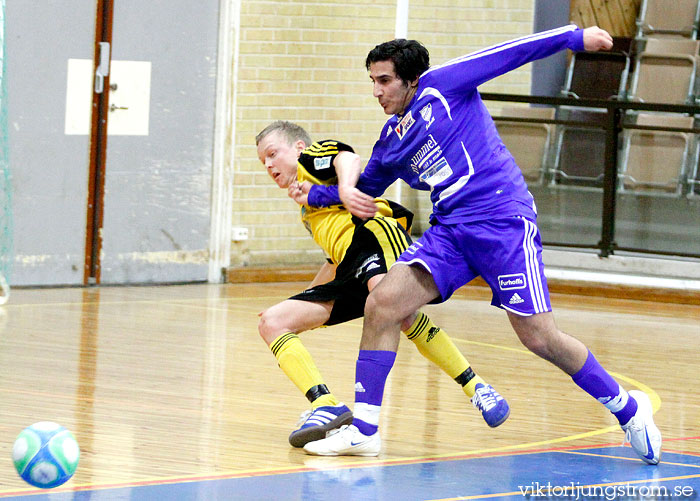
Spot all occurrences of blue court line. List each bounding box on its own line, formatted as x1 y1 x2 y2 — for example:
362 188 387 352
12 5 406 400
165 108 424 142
2 446 699 501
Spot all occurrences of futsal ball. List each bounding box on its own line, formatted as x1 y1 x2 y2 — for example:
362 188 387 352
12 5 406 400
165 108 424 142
12 421 80 489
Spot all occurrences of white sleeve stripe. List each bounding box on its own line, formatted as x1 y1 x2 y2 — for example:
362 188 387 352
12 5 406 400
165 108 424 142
424 24 577 76
444 24 576 66
440 25 576 69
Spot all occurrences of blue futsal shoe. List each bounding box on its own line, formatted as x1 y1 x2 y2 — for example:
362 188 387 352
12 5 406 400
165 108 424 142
471 383 510 428
289 404 353 448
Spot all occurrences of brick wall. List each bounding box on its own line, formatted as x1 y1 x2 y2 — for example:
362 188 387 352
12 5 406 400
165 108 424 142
232 0 535 268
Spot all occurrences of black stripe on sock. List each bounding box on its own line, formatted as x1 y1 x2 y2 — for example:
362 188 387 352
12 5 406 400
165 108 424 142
406 312 429 340
305 384 330 403
270 332 298 357
454 367 476 387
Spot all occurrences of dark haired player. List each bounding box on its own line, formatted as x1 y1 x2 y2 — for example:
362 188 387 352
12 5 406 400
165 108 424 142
296 26 661 465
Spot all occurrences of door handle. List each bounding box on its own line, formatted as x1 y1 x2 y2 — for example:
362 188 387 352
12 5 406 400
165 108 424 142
94 42 111 94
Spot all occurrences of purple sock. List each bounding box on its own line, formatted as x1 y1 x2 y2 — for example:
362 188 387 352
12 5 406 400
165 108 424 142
571 350 638 425
352 350 396 435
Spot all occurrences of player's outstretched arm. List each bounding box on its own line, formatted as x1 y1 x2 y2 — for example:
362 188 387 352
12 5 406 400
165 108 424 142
582 26 613 51
338 186 378 219
334 151 378 219
287 177 377 219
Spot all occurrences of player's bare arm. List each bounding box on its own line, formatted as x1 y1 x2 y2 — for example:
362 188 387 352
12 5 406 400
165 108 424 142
338 186 379 220
334 151 363 187
582 26 613 51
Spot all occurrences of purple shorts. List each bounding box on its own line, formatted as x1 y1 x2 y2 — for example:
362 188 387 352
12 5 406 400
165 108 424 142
395 216 552 316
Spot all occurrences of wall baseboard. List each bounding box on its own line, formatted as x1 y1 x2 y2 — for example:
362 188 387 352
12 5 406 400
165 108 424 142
226 266 700 306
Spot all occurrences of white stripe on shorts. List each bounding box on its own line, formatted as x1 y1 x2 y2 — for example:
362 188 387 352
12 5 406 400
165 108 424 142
392 259 432 274
520 218 546 313
501 304 533 316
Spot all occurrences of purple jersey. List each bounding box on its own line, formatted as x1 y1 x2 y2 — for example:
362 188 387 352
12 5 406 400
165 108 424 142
308 25 585 224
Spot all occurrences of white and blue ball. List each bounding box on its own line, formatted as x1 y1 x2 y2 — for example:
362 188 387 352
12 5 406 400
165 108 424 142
12 421 80 489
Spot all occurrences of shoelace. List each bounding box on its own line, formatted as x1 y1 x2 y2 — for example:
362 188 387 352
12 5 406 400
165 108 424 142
472 386 499 412
622 429 631 446
295 410 312 427
621 416 640 445
326 424 351 437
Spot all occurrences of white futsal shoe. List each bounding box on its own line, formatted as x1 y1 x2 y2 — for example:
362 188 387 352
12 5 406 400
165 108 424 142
621 390 661 465
303 424 380 456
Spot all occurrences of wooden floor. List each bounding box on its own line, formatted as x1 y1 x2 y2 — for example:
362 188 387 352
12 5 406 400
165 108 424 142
0 282 698 497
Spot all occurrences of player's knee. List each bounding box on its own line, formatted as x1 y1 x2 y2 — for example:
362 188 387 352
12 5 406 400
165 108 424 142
510 312 559 357
517 331 547 356
365 287 402 325
258 309 283 344
257 314 270 341
363 293 379 321
514 325 558 360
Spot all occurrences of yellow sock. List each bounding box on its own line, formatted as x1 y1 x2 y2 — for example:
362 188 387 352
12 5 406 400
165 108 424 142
403 312 486 398
270 332 340 408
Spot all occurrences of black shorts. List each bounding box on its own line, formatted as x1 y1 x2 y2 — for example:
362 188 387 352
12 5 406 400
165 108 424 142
289 216 412 325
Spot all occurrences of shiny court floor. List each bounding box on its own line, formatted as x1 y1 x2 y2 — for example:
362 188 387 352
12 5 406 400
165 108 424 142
1 444 699 500
0 283 698 500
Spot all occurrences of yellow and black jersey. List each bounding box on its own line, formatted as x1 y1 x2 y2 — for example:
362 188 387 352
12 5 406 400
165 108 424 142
298 139 413 265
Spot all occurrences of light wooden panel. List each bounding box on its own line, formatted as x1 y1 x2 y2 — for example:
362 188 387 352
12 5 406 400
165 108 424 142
571 0 640 36
0 283 697 493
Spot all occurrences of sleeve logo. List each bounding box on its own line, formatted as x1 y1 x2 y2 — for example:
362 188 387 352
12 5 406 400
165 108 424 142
314 156 332 170
419 103 435 129
395 111 416 140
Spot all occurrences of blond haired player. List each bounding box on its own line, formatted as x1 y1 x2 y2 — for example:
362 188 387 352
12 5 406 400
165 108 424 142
256 121 509 450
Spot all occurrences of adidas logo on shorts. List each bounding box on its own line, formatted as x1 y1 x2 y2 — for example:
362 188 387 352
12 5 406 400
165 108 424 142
509 293 525 305
355 382 366 393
